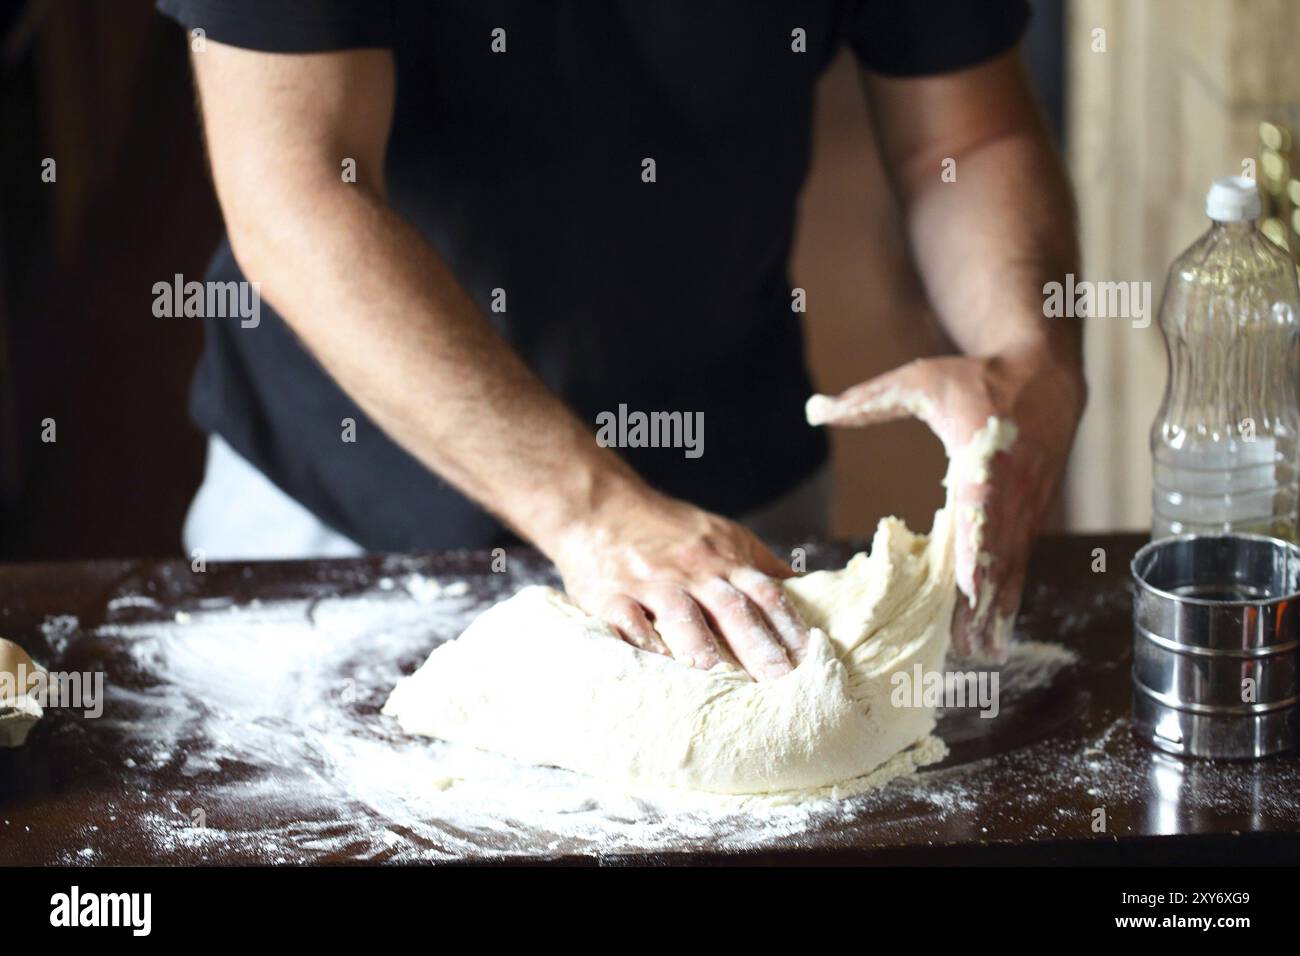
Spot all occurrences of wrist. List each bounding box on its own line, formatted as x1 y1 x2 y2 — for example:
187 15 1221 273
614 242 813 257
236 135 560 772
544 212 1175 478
999 336 1087 417
1003 334 1080 366
520 460 662 562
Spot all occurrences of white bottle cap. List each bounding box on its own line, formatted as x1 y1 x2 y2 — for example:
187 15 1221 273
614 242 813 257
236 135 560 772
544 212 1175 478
1205 175 1261 222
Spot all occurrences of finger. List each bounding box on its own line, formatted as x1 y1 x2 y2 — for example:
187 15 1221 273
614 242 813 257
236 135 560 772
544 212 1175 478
640 587 725 672
951 598 981 658
950 530 1001 659
951 562 1000 658
953 499 987 607
952 527 1026 660
729 567 811 664
985 485 1031 621
976 514 1031 659
593 594 669 656
951 455 1002 605
991 520 1030 616
805 364 928 429
692 578 793 681
955 590 1017 661
997 555 1027 621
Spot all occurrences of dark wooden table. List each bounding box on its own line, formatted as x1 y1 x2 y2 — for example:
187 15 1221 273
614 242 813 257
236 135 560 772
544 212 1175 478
2 533 1298 865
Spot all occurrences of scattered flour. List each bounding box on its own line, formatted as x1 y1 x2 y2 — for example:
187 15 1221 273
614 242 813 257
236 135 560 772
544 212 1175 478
39 615 79 657
39 567 1099 863
403 575 471 605
94 578 881 860
106 595 161 612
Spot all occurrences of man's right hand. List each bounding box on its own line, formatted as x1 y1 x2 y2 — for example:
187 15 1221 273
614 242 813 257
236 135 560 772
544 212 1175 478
188 40 808 679
543 490 811 682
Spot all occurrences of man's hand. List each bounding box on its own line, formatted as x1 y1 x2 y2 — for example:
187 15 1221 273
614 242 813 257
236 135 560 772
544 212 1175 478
543 489 811 681
809 345 1085 657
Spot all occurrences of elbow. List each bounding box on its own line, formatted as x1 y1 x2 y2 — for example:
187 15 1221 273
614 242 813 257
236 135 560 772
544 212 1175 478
217 175 381 281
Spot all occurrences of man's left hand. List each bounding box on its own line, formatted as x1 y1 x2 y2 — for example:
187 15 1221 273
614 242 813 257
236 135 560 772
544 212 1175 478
808 344 1086 658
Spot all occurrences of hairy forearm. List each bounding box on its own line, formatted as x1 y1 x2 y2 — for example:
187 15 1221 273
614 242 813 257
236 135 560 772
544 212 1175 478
902 127 1082 371
225 184 649 548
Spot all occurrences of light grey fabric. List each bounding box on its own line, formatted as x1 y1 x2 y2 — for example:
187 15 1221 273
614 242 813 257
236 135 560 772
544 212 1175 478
183 435 365 560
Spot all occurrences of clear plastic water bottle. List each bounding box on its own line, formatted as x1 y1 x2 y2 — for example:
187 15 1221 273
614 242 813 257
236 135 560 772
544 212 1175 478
1151 176 1300 541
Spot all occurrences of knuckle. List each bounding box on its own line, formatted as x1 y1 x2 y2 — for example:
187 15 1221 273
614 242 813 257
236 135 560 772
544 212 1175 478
646 584 691 610
730 568 786 608
598 593 633 615
613 612 645 635
699 577 744 608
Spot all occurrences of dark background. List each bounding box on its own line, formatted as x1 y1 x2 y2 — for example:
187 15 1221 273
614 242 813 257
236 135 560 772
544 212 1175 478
1 0 219 560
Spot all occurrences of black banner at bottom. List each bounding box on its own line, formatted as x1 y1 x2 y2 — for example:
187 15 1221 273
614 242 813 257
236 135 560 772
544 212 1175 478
3 860 1288 940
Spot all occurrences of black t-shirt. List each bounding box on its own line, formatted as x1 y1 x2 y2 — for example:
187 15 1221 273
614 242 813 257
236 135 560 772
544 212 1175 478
157 0 1029 552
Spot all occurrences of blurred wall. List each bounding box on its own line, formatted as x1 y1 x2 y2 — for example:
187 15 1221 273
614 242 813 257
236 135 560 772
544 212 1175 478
793 50 954 539
0 0 219 561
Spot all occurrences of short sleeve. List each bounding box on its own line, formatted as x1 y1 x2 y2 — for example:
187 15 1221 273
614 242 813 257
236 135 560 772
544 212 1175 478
846 0 1031 77
156 0 394 53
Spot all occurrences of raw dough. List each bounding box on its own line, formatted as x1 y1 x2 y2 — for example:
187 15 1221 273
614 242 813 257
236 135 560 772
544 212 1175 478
384 415 1016 797
0 638 44 749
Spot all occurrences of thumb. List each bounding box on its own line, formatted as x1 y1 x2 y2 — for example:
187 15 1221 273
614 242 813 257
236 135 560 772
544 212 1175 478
805 363 939 433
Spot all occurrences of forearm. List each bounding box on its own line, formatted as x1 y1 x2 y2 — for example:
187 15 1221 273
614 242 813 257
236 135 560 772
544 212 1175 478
226 184 650 550
902 126 1083 372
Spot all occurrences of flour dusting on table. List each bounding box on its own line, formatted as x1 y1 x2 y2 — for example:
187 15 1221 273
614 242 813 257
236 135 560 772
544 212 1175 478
49 561 1087 863
85 571 854 860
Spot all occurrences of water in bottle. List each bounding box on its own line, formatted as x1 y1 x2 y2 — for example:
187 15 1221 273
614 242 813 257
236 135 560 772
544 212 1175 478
1151 176 1300 541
